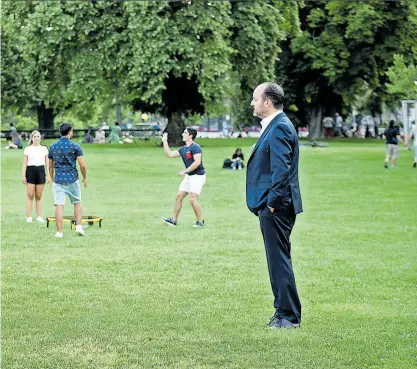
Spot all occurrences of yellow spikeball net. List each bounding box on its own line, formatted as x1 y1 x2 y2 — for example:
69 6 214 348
46 215 102 230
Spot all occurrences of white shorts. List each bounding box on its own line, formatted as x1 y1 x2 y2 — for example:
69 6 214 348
179 174 206 195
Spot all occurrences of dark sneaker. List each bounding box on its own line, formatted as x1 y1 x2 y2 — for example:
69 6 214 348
193 220 205 228
267 314 280 328
413 162 416 168
161 217 177 226
384 163 388 169
269 318 300 329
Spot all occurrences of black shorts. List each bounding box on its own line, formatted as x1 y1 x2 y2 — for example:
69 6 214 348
26 166 46 185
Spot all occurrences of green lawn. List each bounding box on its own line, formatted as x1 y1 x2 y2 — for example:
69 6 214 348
1 139 416 369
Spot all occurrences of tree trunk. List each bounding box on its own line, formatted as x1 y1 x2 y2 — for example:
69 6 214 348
37 101 55 129
165 112 185 146
114 78 123 123
308 105 323 140
115 95 122 124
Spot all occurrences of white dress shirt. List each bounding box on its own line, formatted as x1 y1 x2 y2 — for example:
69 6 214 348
260 110 283 134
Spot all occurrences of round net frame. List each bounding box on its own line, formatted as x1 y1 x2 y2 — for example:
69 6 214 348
46 215 102 230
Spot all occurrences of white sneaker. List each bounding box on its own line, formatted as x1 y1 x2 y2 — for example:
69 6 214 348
55 231 63 238
75 225 85 236
26 217 33 223
36 216 46 223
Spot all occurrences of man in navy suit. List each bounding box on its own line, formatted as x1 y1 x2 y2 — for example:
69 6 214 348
246 82 303 329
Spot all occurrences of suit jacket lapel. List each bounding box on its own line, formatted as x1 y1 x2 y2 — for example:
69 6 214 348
248 113 284 163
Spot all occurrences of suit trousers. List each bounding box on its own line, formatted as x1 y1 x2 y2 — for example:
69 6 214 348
259 205 301 324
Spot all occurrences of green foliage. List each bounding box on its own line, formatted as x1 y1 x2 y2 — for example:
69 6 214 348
2 1 134 120
3 0 416 132
126 0 235 116
231 0 289 125
1 109 37 131
292 0 417 102
386 54 417 99
277 0 417 137
1 1 292 128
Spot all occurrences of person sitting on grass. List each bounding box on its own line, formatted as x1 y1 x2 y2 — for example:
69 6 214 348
231 148 245 170
94 127 106 144
5 131 23 150
84 129 94 144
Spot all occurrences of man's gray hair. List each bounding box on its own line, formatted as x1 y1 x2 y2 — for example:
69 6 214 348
261 82 284 110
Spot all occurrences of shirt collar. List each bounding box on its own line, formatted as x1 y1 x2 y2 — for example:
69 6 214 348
260 110 282 134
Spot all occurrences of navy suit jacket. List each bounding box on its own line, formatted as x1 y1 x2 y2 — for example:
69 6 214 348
246 112 303 216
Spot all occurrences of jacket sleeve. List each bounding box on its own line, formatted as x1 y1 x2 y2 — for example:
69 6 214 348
267 123 293 209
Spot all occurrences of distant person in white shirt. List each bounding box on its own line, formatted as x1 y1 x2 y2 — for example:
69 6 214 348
94 127 106 144
408 123 417 168
21 130 51 223
335 113 343 137
323 116 334 138
222 127 229 138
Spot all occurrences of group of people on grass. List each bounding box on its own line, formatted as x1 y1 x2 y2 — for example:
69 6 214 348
9 82 417 332
10 118 417 230
83 122 132 144
16 126 88 238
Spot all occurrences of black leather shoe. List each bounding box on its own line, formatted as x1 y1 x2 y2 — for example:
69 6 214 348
269 318 300 329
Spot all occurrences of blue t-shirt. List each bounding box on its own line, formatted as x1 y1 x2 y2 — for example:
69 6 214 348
48 138 83 184
179 143 205 175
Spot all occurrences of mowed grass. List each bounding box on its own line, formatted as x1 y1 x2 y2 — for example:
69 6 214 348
1 139 416 369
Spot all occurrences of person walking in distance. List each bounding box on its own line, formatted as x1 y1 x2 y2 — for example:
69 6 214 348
384 120 406 169
408 122 417 168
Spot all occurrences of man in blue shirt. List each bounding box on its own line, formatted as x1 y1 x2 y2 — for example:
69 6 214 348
48 123 87 238
161 128 206 227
